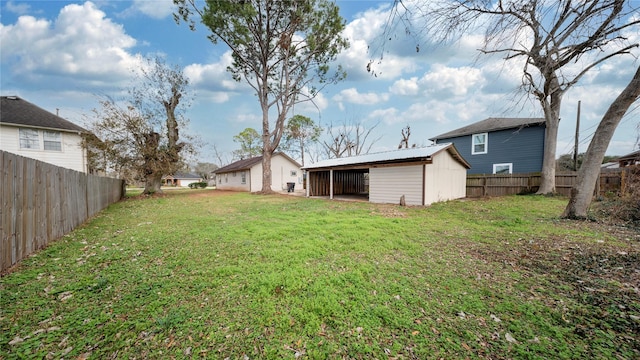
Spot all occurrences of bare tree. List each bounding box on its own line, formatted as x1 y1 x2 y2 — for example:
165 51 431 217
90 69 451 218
322 119 381 158
86 57 195 194
563 64 640 218
392 0 639 194
193 162 219 180
212 143 231 167
398 125 412 149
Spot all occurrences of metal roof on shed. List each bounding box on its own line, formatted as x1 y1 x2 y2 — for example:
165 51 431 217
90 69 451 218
303 143 470 170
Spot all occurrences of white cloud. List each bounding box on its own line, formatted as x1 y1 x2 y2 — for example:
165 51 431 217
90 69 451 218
336 5 420 81
1 1 141 88
419 65 484 98
184 52 239 91
235 112 261 124
368 107 401 125
295 89 329 114
129 0 175 19
4 1 31 15
333 88 389 106
389 77 419 96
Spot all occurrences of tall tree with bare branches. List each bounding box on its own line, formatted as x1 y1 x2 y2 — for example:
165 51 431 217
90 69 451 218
87 57 195 194
322 119 381 158
390 0 639 194
174 0 348 193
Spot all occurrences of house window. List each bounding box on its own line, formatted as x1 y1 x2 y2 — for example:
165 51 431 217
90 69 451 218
43 131 62 151
233 171 236 177
472 133 487 154
493 163 512 174
19 128 39 149
241 171 246 184
290 170 297 176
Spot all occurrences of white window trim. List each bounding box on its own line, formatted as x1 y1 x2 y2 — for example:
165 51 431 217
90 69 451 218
43 130 62 151
472 132 488 155
19 128 40 150
493 163 513 174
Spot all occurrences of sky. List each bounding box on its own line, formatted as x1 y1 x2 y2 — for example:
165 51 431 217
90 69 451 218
1 0 639 166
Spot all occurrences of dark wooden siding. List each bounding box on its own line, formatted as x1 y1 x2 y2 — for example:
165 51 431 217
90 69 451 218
437 125 545 174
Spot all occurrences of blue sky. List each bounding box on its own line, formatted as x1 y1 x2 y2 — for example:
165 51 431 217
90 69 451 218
1 0 639 165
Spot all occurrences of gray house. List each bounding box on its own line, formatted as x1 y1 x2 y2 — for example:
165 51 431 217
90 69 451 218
430 117 546 174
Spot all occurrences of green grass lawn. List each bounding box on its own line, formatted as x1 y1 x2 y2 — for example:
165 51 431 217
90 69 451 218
1 190 639 359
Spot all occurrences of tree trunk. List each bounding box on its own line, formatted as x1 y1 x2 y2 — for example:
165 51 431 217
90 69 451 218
537 118 558 194
261 148 273 193
142 131 162 195
536 84 563 195
261 106 274 193
143 172 163 195
300 138 305 168
563 65 640 219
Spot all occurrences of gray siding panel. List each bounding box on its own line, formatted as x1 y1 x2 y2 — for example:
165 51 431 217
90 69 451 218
370 166 423 205
436 125 545 174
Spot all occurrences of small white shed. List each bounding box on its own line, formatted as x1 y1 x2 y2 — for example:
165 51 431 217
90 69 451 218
302 143 470 206
214 152 302 192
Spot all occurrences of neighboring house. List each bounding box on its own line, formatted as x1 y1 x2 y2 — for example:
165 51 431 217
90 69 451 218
430 117 546 175
0 96 89 173
302 143 470 206
162 172 203 187
617 150 640 168
214 152 302 192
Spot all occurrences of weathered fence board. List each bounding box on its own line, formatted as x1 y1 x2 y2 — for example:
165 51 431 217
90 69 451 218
466 170 625 198
1 151 124 273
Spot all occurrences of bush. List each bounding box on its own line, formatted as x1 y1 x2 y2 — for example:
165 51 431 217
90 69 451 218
595 166 640 225
188 182 207 189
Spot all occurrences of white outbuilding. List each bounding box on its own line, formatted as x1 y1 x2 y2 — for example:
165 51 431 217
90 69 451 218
302 143 470 206
213 152 302 193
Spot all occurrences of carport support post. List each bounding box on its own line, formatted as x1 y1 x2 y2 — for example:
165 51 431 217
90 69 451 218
330 169 334 200
305 171 310 197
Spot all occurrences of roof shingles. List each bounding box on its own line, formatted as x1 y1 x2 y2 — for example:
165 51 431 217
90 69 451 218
0 96 88 133
430 117 545 141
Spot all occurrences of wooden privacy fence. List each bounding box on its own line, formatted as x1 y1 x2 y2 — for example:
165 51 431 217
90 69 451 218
466 170 626 198
1 151 124 273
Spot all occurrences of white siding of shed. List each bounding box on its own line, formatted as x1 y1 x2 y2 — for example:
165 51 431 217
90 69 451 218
0 125 87 173
369 165 423 205
250 154 301 192
250 165 262 192
217 170 251 191
424 150 467 205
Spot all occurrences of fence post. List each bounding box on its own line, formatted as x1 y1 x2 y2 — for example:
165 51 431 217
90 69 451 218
483 175 488 197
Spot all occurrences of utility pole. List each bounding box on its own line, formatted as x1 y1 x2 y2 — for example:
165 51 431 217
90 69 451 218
573 100 581 171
